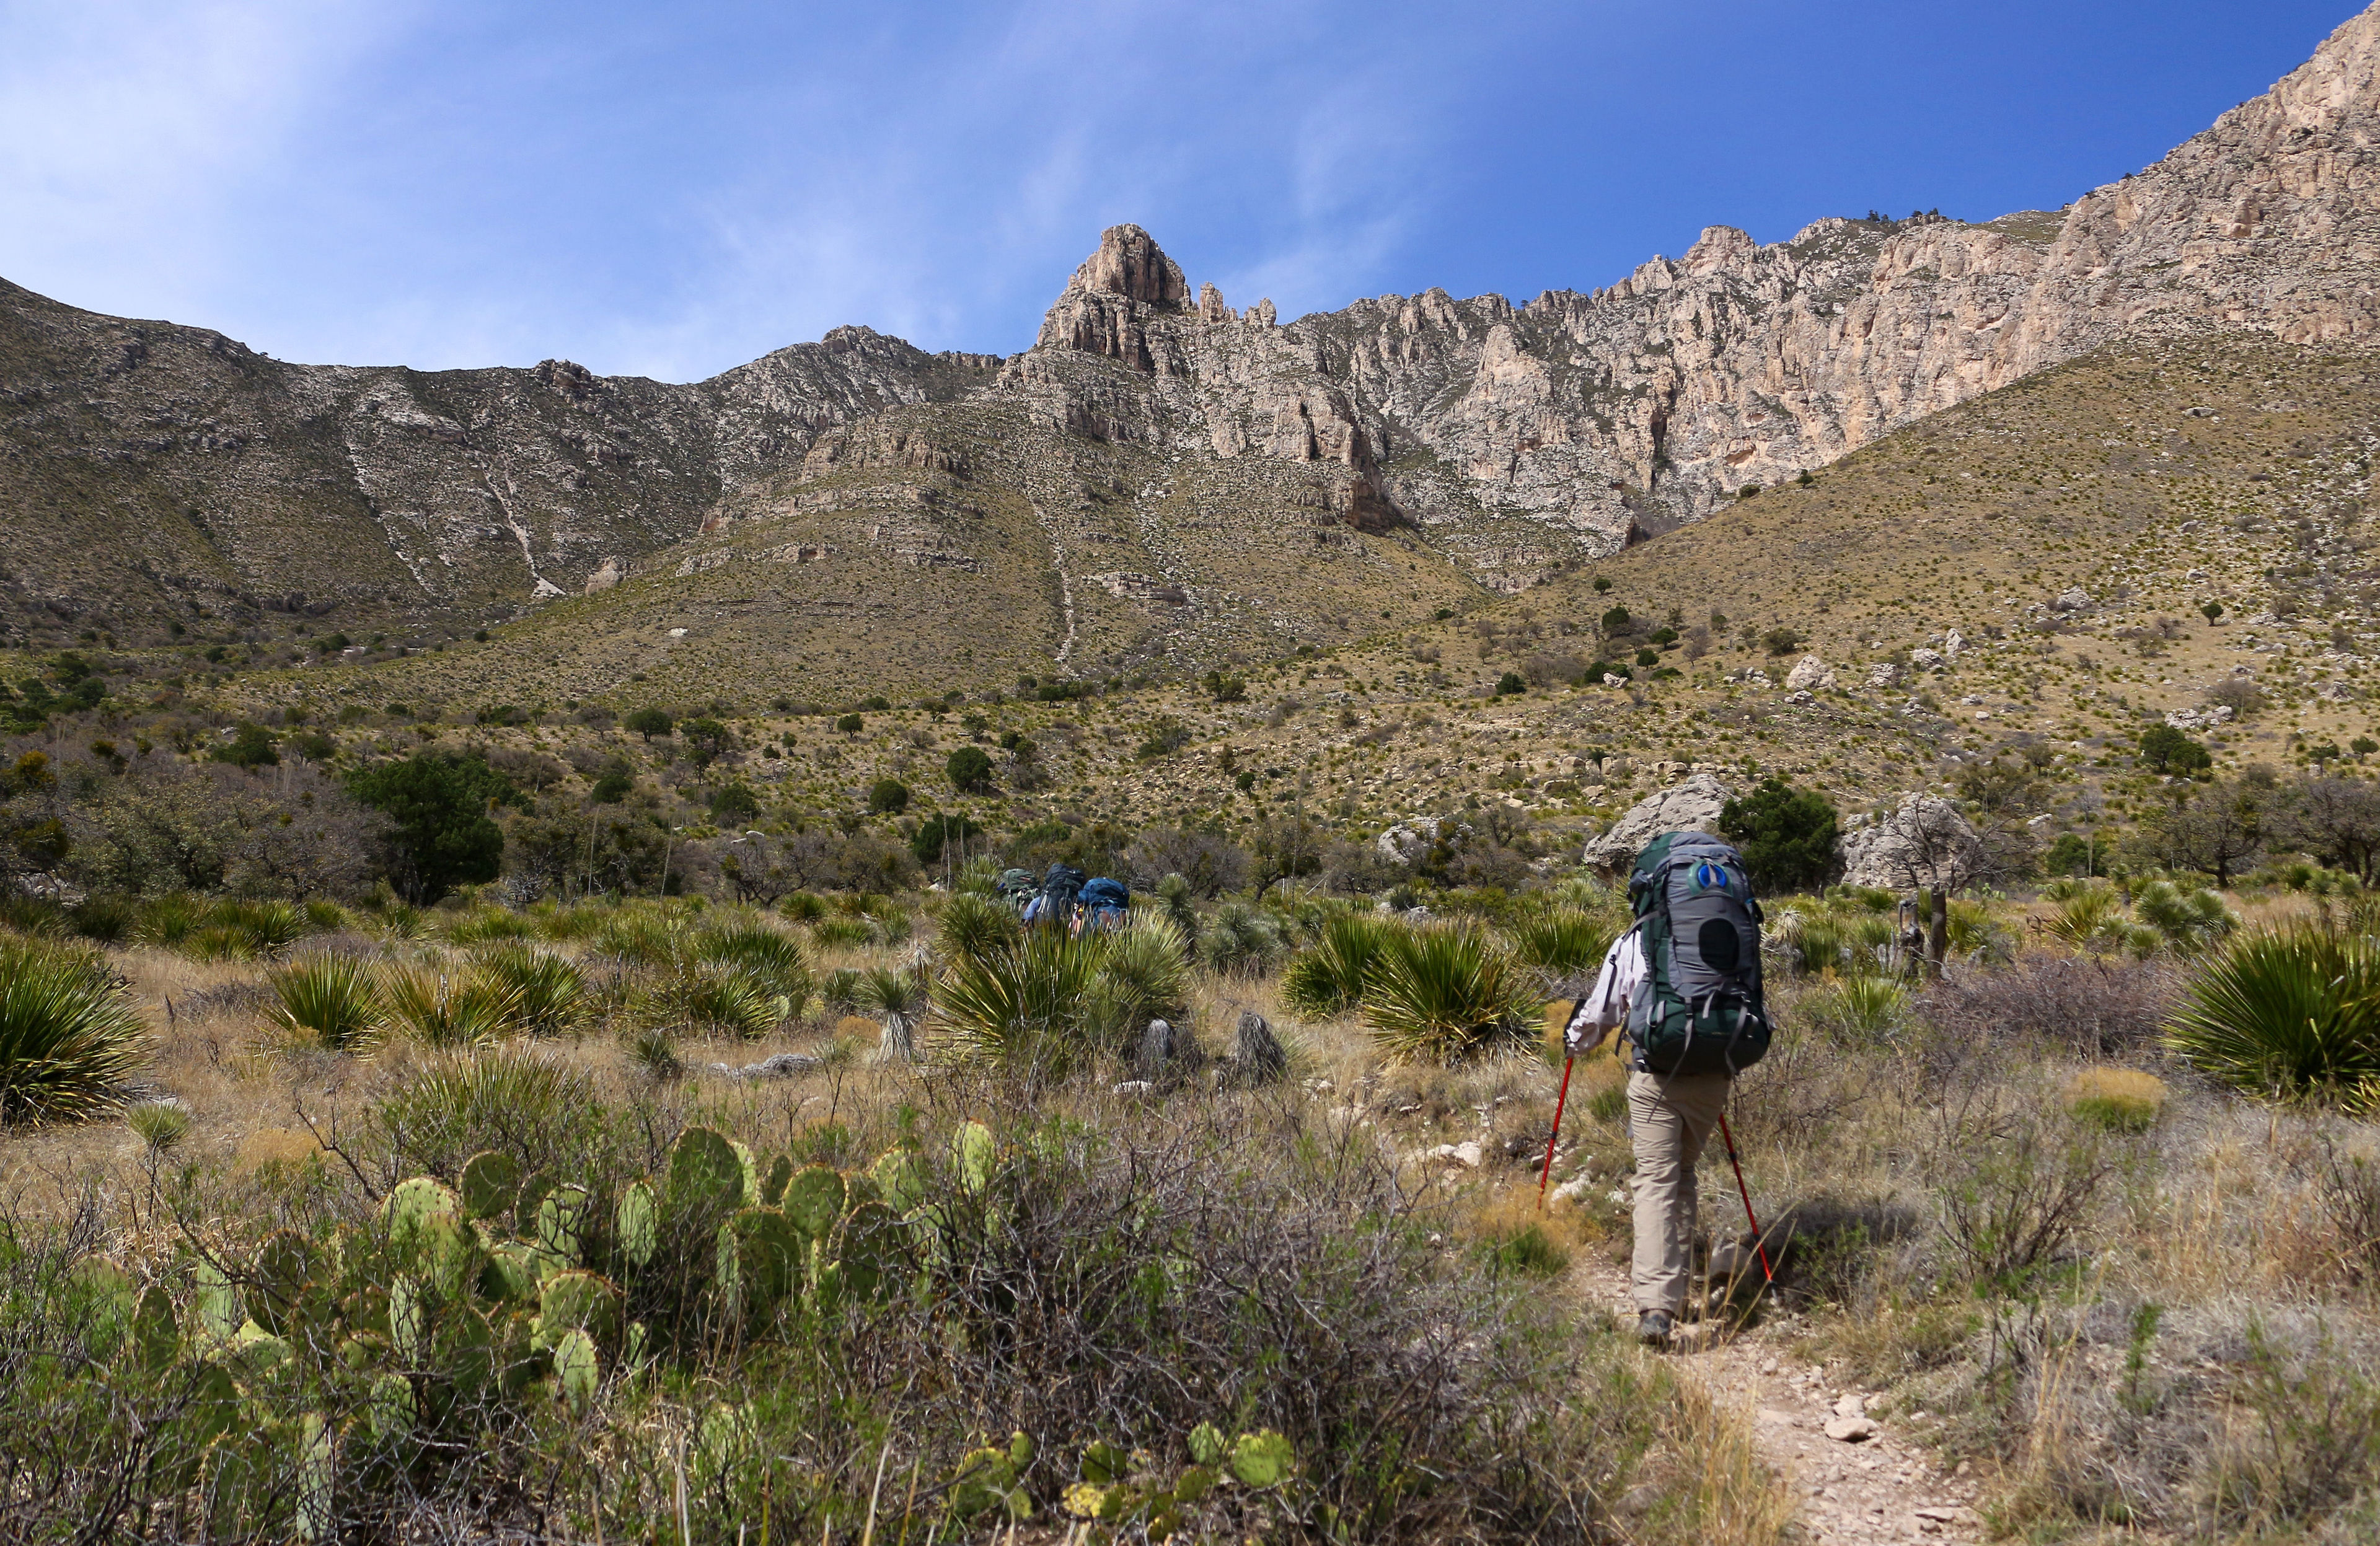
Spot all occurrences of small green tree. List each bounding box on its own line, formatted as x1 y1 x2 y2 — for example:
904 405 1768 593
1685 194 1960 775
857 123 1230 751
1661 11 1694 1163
624 708 673 742
1592 577 1613 594
947 746 995 794
2138 724 2213 775
212 723 279 768
345 753 520 902
708 781 761 823
1761 626 1804 657
2201 600 2224 622
1203 670 1248 703
680 716 733 769
912 812 984 864
835 713 865 736
1719 777 1840 894
1494 672 1525 696
868 778 912 814
589 762 632 803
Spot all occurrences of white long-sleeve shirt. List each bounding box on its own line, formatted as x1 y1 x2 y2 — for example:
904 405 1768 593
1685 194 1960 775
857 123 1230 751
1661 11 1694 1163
1563 928 1647 1055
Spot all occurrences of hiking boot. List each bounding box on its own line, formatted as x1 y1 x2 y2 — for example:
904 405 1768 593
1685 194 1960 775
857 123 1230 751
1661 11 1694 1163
1636 1309 1673 1348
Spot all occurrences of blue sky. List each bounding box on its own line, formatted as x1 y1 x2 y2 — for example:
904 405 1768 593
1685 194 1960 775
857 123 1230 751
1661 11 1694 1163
0 1 2365 381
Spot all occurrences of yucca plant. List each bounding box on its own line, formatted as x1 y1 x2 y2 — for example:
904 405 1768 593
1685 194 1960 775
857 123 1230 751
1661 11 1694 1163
626 1026 684 1081
469 942 588 1038
1362 925 1532 1066
855 965 929 1063
124 1097 193 1154
2167 925 2380 1109
1507 904 1618 979
697 921 811 1004
1804 976 1907 1043
135 893 206 947
2038 883 2133 956
2131 879 2236 955
1085 915 1192 1046
379 965 525 1049
446 907 535 944
591 909 684 969
216 898 308 955
810 916 876 949
0 938 146 1122
935 892 1023 967
266 954 385 1050
1282 912 1401 1017
645 967 781 1040
936 929 1104 1076
1199 901 1287 978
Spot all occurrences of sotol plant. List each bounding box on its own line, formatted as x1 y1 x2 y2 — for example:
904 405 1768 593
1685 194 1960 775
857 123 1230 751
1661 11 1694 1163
267 954 384 1050
2167 925 2380 1109
1281 912 1400 1017
1362 925 1533 1066
0 938 146 1122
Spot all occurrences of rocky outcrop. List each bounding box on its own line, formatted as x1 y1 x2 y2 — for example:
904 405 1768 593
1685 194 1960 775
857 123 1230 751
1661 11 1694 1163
1582 774 1734 874
1840 796 1982 890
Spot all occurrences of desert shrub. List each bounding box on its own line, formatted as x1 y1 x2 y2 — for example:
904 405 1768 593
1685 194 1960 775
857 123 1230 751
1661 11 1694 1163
1720 776 1840 892
1918 954 2178 1058
1198 901 1286 978
467 942 588 1038
2167 926 2380 1108
1928 1097 2109 1292
934 892 1021 967
1765 908 1849 976
0 938 145 1122
2198 1324 2380 1535
643 967 782 1040
265 954 384 1050
1364 925 1533 1066
2037 881 2153 956
1282 911 1401 1016
811 916 876 949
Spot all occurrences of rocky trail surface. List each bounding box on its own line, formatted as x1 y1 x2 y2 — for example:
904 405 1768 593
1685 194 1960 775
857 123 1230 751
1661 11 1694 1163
1577 1260 1985 1544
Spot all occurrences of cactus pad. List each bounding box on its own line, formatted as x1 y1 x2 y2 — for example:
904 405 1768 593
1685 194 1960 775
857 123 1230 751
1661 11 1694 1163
537 1184 594 1263
835 1200 904 1301
729 1206 804 1310
868 1148 925 1211
535 1269 622 1350
459 1151 522 1221
1227 1430 1294 1489
615 1180 659 1268
64 1257 134 1357
131 1283 180 1373
555 1326 600 1414
195 1258 242 1345
780 1165 847 1241
759 1152 795 1207
952 1120 995 1192
668 1127 746 1220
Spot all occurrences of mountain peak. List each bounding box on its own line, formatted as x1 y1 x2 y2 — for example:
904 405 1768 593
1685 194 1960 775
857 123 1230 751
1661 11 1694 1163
1068 224 1188 307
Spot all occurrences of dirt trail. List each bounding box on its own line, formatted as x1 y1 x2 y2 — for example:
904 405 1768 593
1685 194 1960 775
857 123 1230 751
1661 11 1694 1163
1579 1261 1985 1544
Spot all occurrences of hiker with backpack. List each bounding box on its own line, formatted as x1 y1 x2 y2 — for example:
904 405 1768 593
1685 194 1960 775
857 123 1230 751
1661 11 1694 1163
1022 862 1087 929
1562 831 1770 1348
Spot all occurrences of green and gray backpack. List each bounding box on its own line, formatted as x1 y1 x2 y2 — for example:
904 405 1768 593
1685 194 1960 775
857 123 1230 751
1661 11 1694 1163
1623 831 1771 1077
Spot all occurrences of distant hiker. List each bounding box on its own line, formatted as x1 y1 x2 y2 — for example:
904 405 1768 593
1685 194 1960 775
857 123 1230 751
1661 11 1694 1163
1078 877 1130 934
1562 831 1770 1348
995 867 1039 912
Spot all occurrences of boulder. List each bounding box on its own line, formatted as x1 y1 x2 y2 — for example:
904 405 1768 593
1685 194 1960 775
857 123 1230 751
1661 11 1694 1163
2052 586 2095 613
1840 794 1982 890
1376 817 1445 863
584 557 625 594
1784 655 1836 691
1867 661 1901 688
1910 647 1947 672
1221 1011 1287 1087
1582 773 1733 874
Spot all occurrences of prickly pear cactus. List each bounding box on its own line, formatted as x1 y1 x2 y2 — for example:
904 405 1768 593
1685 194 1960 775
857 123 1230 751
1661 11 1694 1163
536 1184 594 1265
780 1165 847 1241
534 1269 622 1350
64 1257 134 1358
460 1151 521 1221
729 1207 804 1312
869 1148 925 1211
952 1120 995 1192
131 1283 179 1373
615 1180 658 1268
195 1258 241 1346
760 1151 794 1207
835 1200 904 1302
669 1127 746 1221
554 1326 599 1415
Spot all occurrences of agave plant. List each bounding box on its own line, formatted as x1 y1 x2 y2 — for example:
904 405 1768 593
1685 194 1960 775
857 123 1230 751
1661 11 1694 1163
1362 925 1532 1066
1282 912 1400 1017
468 942 588 1038
2166 925 2380 1109
0 938 146 1122
933 892 1022 968
267 954 385 1050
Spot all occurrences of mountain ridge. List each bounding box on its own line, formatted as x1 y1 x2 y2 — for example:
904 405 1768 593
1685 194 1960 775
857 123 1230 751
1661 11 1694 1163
7 3 2380 669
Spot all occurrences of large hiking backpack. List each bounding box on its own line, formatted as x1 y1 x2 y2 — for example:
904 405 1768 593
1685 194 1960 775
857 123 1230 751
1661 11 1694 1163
1623 831 1771 1077
1026 863 1088 928
1078 877 1130 934
995 867 1039 911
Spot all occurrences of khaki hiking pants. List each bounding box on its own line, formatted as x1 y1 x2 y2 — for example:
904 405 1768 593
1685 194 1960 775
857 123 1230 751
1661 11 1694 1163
1627 1069 1733 1315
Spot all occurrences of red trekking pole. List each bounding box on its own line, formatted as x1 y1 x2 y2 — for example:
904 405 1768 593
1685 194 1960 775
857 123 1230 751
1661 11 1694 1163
1536 1053 1576 1211
1716 1110 1775 1286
